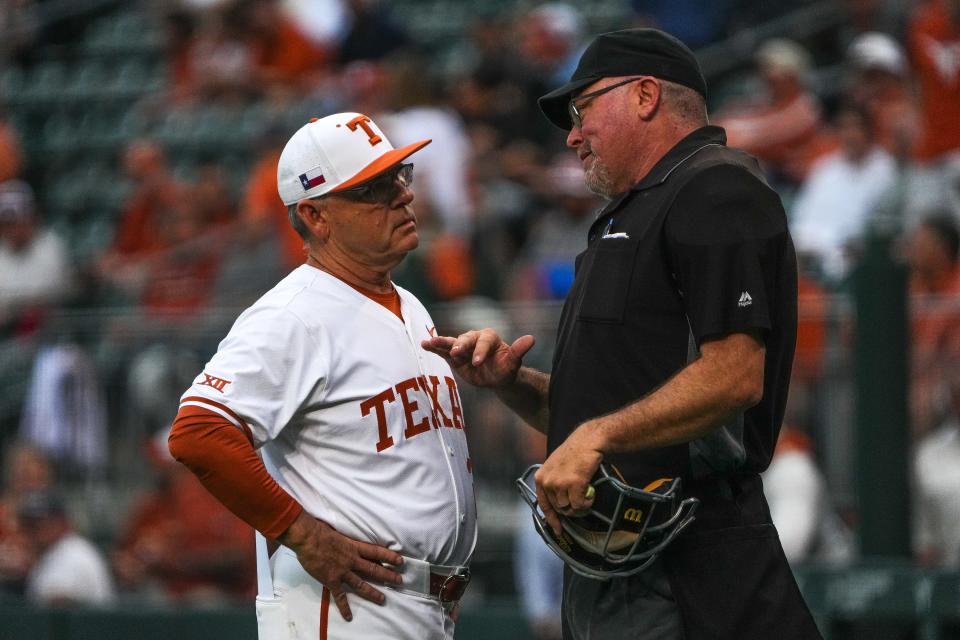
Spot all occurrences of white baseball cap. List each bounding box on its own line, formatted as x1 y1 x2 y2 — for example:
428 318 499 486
847 32 906 77
277 112 431 205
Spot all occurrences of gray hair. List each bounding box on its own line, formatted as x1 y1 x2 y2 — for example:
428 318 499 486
288 203 311 240
659 80 708 126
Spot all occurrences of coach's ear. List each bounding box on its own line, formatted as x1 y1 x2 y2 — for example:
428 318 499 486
296 198 330 242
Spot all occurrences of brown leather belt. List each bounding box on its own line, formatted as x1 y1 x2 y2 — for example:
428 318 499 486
429 568 470 603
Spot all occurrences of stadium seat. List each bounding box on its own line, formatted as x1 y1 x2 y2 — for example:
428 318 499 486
20 61 67 105
63 62 109 103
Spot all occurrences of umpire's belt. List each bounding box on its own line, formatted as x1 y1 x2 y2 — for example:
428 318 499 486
394 556 470 603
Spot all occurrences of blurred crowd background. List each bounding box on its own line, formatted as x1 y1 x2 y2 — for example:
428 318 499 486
0 0 959 636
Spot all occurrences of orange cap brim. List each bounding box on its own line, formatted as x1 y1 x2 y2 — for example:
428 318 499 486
331 139 432 192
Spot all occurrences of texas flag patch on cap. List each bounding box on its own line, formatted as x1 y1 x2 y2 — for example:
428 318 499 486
298 166 326 191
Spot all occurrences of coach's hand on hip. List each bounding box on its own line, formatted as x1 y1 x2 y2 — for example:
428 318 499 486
278 512 404 622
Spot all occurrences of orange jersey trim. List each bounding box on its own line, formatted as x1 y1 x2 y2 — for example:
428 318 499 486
168 405 303 540
320 586 331 639
341 280 403 320
180 395 256 446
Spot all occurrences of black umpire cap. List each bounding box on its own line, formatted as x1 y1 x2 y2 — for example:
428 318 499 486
538 28 707 130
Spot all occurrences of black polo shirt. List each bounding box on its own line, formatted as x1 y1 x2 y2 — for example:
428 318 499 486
547 126 797 487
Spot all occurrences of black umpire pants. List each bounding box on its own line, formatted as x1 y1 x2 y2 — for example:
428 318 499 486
561 474 823 640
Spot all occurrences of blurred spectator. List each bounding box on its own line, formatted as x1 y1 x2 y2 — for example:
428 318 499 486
762 424 854 565
914 363 960 567
518 3 586 87
907 213 960 436
794 270 830 385
629 0 733 49
422 234 475 301
241 0 330 97
337 0 411 64
904 0 960 221
0 115 23 183
167 0 326 104
237 126 302 272
177 3 257 103
715 38 836 188
18 490 114 606
97 140 181 274
909 213 960 297
19 344 108 475
282 0 349 49
96 144 230 318
908 0 960 163
505 154 600 301
0 180 72 336
789 102 897 281
0 443 53 595
845 31 921 159
113 431 255 603
380 59 476 238
136 182 227 319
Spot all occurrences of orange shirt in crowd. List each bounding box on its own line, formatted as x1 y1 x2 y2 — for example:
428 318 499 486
0 121 23 182
243 150 306 271
911 264 960 356
717 93 838 183
115 466 255 601
140 250 222 318
794 274 829 384
909 1 960 161
910 265 960 437
111 182 183 259
251 19 329 87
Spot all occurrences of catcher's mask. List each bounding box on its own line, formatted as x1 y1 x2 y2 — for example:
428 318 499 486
516 463 699 580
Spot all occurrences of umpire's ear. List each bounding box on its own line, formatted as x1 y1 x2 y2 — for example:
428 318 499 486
296 198 330 242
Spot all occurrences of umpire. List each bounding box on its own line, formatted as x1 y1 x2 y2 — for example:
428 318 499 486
424 28 822 640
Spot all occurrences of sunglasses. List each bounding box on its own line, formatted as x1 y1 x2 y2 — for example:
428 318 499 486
567 77 645 130
331 163 414 205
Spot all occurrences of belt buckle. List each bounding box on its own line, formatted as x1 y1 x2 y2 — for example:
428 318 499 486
438 568 470 603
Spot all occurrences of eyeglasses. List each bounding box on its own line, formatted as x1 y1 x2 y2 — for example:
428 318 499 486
332 163 414 204
567 77 645 130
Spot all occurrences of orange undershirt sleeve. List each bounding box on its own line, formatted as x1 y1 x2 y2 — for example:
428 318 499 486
168 405 303 540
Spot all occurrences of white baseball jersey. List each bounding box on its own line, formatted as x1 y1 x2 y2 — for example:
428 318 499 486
179 265 477 567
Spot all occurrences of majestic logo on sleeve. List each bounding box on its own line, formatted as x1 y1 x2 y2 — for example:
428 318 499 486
360 375 465 452
198 372 232 393
738 291 753 308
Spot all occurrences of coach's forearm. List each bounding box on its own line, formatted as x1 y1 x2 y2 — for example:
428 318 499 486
494 366 550 433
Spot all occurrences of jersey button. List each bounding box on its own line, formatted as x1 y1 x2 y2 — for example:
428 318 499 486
447 446 454 456
459 514 466 524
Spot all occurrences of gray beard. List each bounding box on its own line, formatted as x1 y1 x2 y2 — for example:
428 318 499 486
584 156 616 200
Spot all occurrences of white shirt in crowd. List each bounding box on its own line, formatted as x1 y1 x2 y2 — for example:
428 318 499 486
789 146 897 280
27 532 115 606
0 229 71 318
763 448 854 565
914 421 960 567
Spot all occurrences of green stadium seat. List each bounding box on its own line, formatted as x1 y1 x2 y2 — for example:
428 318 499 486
40 112 80 153
21 61 67 105
0 66 25 104
64 62 109 103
